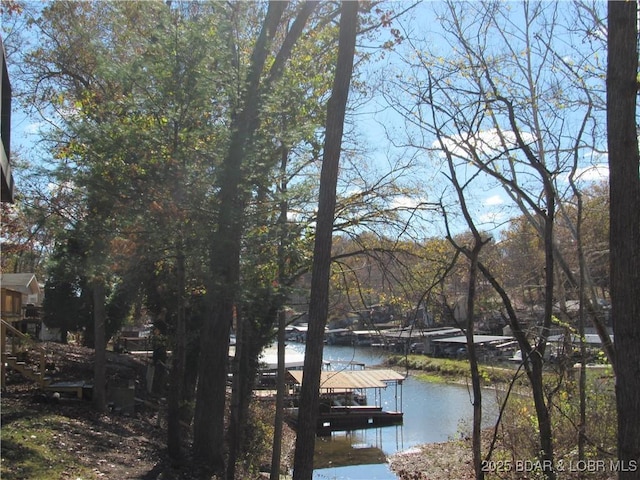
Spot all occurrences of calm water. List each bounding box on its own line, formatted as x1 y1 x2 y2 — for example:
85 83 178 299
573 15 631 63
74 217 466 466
290 343 501 480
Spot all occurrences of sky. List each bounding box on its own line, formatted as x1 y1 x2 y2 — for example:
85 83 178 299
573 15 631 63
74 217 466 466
351 0 610 239
4 0 610 242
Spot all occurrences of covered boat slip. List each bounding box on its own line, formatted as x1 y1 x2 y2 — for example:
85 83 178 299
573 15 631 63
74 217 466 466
288 368 405 391
286 369 406 435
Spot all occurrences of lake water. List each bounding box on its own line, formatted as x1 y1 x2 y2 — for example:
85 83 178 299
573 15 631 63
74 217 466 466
291 343 501 480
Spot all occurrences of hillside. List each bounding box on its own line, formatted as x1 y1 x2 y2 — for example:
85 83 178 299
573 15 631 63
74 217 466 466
0 342 225 480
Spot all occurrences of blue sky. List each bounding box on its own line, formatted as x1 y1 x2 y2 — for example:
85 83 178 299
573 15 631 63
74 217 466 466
351 0 609 239
4 1 610 241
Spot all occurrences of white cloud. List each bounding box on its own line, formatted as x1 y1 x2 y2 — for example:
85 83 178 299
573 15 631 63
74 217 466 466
390 194 425 210
573 164 609 182
479 210 507 226
24 122 45 135
475 194 507 230
435 128 537 160
483 194 504 207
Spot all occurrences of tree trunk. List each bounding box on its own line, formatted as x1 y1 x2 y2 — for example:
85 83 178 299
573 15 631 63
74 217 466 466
270 309 287 480
181 313 200 425
192 294 233 474
92 278 107 413
441 134 488 480
292 3 358 479
568 177 588 469
476 261 555 479
530 355 554 479
229 296 279 480
271 144 291 480
226 311 246 480
607 2 640 477
167 248 186 460
192 2 287 473
466 249 484 480
538 199 556 480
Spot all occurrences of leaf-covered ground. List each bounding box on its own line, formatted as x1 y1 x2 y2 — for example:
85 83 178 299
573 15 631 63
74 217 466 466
1 342 167 480
1 342 297 480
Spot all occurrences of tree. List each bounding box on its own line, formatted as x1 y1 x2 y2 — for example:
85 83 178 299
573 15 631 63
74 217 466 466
14 1 396 472
0 186 52 276
15 0 226 421
383 3 618 476
14 0 147 411
607 1 640 476
192 1 320 473
293 2 358 479
439 144 491 480
385 0 613 365
42 236 92 343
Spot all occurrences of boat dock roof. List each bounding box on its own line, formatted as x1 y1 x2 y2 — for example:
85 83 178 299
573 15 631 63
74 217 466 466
287 369 405 391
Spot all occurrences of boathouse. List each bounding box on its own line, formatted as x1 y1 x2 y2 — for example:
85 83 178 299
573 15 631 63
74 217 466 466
286 369 406 435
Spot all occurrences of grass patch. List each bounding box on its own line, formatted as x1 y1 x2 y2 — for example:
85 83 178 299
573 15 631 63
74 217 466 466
1 407 96 480
386 354 525 386
414 372 446 383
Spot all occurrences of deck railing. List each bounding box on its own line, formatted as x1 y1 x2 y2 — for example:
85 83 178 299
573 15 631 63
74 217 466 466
1 318 47 387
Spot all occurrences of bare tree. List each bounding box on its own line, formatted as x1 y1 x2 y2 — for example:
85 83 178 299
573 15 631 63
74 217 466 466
607 1 640 476
440 154 491 480
385 0 613 365
381 3 620 476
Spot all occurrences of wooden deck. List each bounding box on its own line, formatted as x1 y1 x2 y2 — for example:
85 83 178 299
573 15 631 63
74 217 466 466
316 407 403 435
286 405 403 435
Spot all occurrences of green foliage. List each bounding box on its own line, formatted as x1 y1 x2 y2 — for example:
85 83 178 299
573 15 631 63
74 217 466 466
238 403 277 477
386 354 517 385
7 1 619 475
42 236 93 339
42 231 134 344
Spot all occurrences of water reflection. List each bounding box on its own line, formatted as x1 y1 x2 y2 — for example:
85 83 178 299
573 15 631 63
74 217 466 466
314 431 387 469
313 463 397 480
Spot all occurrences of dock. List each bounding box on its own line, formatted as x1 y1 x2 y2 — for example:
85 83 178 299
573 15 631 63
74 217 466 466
286 369 405 434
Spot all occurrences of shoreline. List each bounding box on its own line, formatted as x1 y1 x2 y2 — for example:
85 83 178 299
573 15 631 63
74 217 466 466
389 436 476 480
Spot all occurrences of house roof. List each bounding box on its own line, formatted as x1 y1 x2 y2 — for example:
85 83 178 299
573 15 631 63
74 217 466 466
548 333 614 345
287 369 405 391
432 335 513 345
0 273 41 295
381 327 464 339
